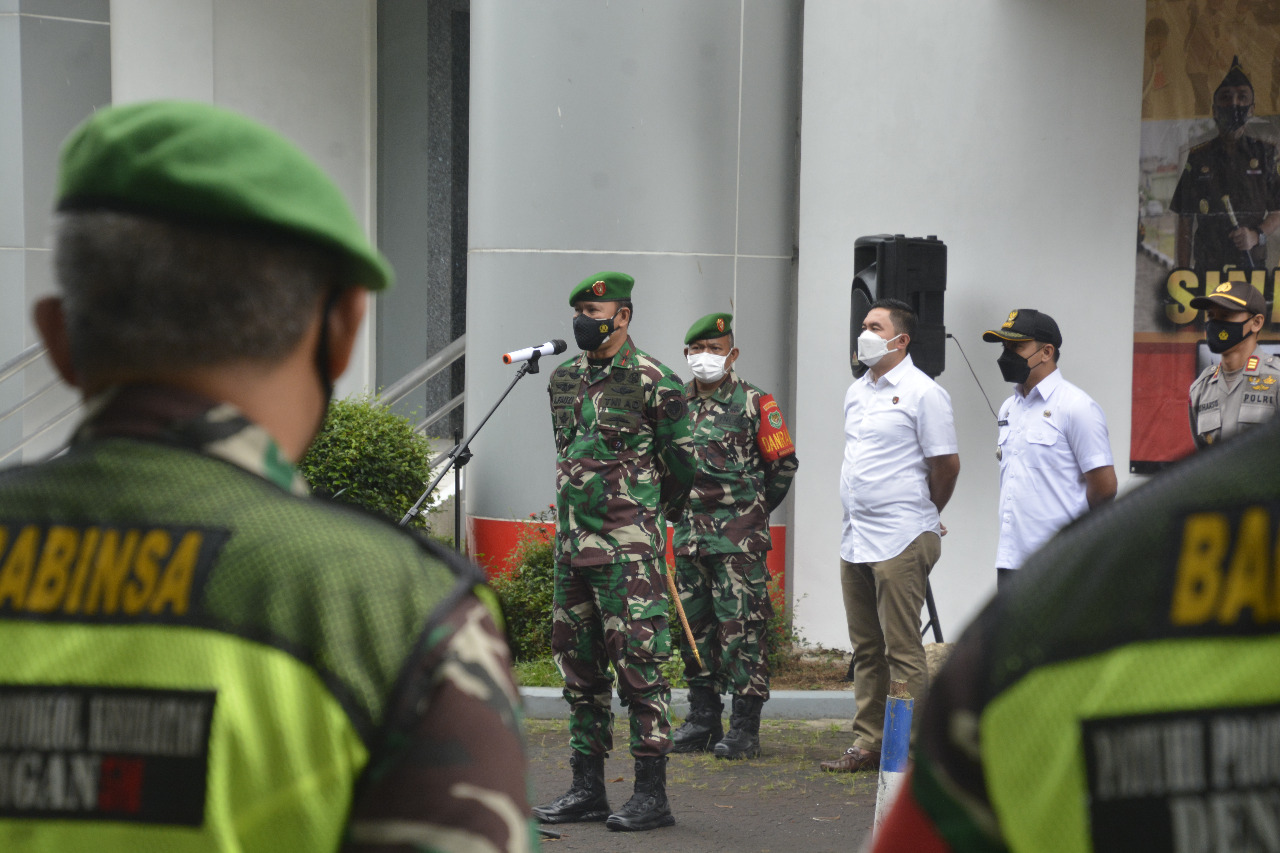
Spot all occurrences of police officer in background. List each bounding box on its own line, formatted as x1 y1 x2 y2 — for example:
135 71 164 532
668 313 798 761
534 272 694 832
1188 279 1280 449
0 101 531 852
983 309 1116 591
1169 56 1280 273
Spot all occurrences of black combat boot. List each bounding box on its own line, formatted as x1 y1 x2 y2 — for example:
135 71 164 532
531 751 610 824
713 694 764 759
670 686 723 753
604 756 675 832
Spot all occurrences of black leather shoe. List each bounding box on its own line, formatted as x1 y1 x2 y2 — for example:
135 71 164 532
713 694 763 760
605 756 675 832
532 751 610 824
671 686 723 753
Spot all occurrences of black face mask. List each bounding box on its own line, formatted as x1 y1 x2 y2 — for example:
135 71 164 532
1214 103 1251 135
1205 318 1253 354
573 309 620 352
997 346 1043 385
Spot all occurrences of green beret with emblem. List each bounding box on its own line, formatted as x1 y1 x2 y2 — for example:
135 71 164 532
568 271 634 306
684 312 733 344
56 100 394 290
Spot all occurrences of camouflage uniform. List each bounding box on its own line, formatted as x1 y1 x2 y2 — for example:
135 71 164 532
547 336 694 757
673 371 798 700
0 385 534 853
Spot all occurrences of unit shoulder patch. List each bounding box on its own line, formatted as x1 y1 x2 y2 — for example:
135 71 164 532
756 394 795 461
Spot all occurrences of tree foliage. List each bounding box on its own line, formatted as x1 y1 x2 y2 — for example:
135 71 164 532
297 393 437 530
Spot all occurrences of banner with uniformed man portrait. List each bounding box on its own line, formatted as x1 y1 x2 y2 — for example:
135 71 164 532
1133 0 1280 470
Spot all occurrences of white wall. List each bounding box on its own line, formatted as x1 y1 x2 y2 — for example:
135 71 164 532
793 0 1146 649
109 0 379 397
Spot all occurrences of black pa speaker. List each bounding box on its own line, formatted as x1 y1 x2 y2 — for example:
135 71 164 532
849 234 947 378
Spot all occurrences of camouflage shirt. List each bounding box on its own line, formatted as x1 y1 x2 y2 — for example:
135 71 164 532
0 384 534 853
548 337 695 567
673 372 798 556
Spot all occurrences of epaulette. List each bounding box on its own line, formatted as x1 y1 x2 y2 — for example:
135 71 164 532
1246 355 1260 373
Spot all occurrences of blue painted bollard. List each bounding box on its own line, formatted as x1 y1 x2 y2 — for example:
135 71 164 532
873 679 913 838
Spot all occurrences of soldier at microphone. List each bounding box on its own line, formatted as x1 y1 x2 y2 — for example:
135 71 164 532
533 271 694 832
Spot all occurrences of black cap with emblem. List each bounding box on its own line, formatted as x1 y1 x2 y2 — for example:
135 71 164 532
982 309 1063 349
1190 279 1268 316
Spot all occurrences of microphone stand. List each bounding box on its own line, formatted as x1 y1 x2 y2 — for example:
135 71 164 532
399 350 544 535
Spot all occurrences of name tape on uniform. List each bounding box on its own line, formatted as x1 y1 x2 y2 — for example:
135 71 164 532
1082 703 1280 853
0 685 216 825
0 522 228 622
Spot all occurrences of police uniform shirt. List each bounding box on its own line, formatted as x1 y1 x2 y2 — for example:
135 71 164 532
1168 134 1280 271
1188 351 1280 448
995 369 1114 571
841 353 958 564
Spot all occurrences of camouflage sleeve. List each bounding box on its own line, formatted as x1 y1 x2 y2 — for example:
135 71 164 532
763 453 798 514
652 372 695 519
343 593 536 853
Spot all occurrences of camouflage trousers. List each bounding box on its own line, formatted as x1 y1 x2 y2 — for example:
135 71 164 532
551 556 673 758
675 552 773 700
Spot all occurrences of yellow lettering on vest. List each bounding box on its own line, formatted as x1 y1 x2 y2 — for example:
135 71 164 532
63 527 100 615
0 525 40 609
1170 512 1230 625
123 530 170 615
25 526 81 613
84 530 140 615
150 532 202 615
1216 507 1273 624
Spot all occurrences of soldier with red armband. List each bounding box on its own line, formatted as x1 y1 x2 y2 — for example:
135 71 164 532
669 312 798 760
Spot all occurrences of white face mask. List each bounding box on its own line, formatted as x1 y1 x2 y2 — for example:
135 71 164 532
687 352 729 383
856 329 902 367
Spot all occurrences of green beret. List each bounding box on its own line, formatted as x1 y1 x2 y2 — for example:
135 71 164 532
56 100 393 291
684 312 733 345
568 271 634 306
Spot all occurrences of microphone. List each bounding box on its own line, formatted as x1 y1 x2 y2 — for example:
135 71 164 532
502 339 567 364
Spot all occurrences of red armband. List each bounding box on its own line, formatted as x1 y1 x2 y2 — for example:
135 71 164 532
756 394 795 461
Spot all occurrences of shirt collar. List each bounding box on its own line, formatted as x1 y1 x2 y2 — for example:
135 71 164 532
581 335 638 372
864 353 914 388
72 384 309 495
686 370 739 402
1019 367 1062 403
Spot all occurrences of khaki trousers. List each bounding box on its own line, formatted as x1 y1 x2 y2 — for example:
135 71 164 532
840 531 941 752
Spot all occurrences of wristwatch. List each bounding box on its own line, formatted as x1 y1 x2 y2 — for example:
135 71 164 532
1257 227 1268 247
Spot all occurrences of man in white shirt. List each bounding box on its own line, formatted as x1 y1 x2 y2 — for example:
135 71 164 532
984 309 1117 591
820 299 960 774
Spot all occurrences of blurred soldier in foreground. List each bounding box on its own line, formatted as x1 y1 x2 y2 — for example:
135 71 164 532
535 272 694 832
669 312 797 760
1188 280 1280 449
0 101 532 852
873 412 1280 851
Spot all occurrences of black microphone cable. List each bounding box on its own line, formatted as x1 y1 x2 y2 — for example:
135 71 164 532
945 333 999 422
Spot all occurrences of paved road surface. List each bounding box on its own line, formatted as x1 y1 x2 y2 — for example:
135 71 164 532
526 718 880 852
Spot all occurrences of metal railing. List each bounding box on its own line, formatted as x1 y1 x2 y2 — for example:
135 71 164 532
379 334 467 435
0 334 469 464
0 344 82 465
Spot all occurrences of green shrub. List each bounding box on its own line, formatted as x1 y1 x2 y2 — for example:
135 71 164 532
765 572 805 674
297 393 438 530
490 509 556 661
